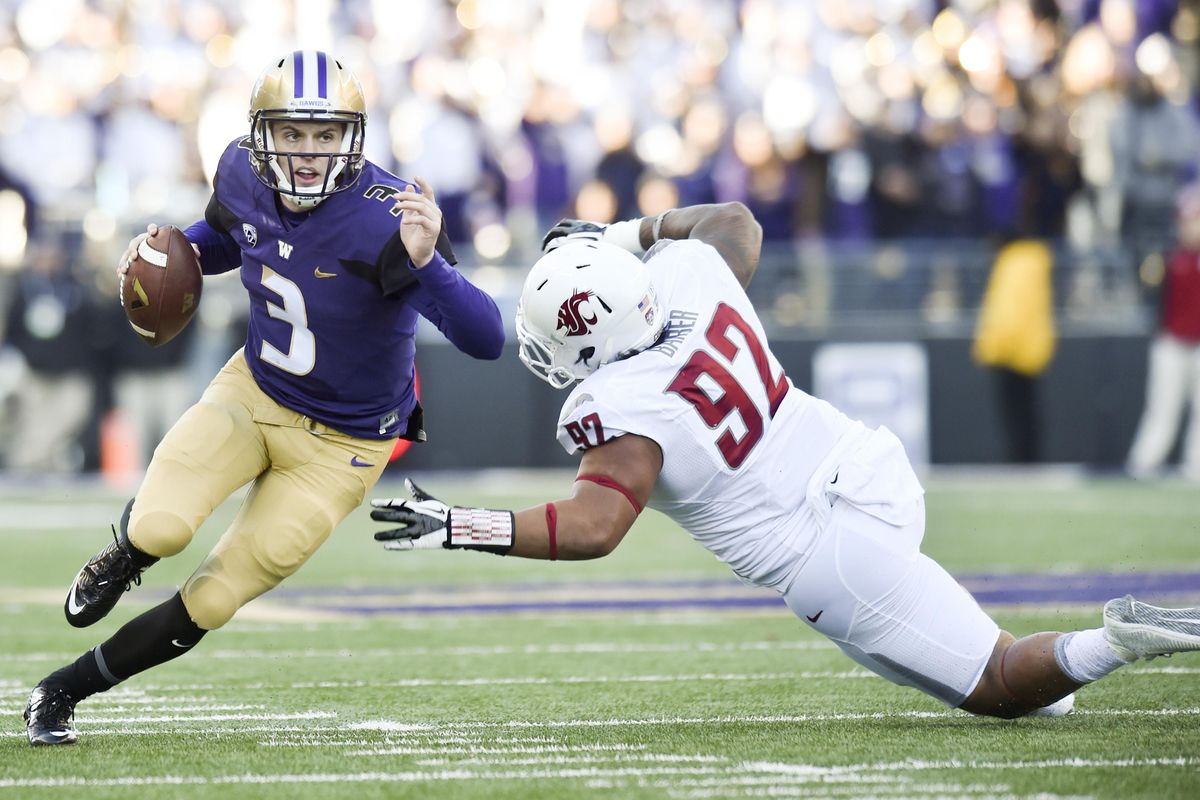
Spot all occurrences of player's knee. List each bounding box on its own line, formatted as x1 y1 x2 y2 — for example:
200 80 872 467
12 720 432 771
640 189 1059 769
128 509 195 558
181 576 241 631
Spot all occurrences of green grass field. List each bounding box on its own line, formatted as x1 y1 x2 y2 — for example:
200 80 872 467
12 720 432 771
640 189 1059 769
1 472 1199 799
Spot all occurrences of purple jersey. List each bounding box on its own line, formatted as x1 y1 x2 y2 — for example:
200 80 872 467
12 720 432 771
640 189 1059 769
189 137 503 439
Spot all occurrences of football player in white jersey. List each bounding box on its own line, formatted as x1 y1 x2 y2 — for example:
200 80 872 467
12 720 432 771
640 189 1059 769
372 203 1200 719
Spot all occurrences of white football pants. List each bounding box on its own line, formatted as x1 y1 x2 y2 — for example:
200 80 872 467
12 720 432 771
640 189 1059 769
783 497 1000 707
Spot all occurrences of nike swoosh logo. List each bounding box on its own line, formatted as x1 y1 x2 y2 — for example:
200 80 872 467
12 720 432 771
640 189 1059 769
806 610 824 623
350 456 375 468
314 267 337 278
830 471 839 485
171 639 194 649
65 574 86 617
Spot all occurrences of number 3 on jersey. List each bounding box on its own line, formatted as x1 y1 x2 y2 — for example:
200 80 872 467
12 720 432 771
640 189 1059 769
665 302 789 469
260 266 316 375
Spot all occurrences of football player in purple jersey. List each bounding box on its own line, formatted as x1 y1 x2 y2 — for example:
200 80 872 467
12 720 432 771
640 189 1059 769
372 203 1200 721
24 51 504 745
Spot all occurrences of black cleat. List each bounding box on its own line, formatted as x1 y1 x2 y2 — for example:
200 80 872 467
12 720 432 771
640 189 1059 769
64 501 157 628
24 684 77 746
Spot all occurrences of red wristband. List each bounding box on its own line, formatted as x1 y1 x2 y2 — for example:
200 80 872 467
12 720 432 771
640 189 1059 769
545 502 558 561
576 474 642 514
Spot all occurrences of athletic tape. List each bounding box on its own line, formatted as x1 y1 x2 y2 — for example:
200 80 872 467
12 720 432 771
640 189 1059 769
576 474 642 514
545 502 558 561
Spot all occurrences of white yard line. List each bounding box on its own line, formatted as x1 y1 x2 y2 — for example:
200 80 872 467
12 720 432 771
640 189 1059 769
790 756 1200 772
0 756 1194 790
0 767 722 790
4 706 1198 742
0 672 876 700
348 743 650 757
8 665 1196 701
416 754 728 766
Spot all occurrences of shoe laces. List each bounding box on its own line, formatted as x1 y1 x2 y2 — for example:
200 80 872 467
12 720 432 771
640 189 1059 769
29 687 75 727
87 527 145 592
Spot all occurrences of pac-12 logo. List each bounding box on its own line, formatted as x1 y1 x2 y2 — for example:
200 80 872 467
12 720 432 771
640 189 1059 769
557 290 608 336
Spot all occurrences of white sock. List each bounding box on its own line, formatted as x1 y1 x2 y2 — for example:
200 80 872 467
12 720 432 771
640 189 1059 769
1054 628 1134 683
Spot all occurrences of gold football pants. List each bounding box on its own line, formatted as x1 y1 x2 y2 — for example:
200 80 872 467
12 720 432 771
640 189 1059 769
127 350 396 630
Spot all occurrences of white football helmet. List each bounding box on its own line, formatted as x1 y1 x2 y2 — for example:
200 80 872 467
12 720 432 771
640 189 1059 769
516 240 665 389
245 50 367 209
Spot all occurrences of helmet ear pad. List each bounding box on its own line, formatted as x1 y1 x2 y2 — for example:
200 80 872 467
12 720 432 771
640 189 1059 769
516 240 665 388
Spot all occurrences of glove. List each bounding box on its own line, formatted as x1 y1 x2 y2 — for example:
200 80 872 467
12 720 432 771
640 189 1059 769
371 479 514 555
541 219 606 252
541 218 644 254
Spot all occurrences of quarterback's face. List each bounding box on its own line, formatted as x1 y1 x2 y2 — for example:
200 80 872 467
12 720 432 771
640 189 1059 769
270 120 345 190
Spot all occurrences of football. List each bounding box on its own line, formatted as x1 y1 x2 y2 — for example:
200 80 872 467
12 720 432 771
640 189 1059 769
121 226 202 347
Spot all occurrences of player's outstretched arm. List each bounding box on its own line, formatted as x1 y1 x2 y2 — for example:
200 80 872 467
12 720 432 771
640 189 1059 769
513 433 661 560
372 433 661 560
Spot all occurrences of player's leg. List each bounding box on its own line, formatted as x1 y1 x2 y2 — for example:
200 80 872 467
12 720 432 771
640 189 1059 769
958 631 1080 717
25 593 207 745
179 421 393 631
26 421 391 746
29 355 269 745
1127 335 1188 476
785 500 1008 711
790 500 1200 719
785 499 1089 718
964 594 1200 716
63 352 268 629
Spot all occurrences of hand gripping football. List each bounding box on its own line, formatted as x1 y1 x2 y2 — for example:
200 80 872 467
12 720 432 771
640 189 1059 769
121 226 202 347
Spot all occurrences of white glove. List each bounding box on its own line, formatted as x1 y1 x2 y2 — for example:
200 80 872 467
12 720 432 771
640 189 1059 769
371 479 514 554
540 218 643 254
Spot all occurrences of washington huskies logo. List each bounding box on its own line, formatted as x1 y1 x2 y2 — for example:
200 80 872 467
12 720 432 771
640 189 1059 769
557 290 609 337
242 223 258 247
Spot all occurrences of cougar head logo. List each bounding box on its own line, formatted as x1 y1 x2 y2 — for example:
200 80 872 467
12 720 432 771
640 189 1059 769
557 290 601 337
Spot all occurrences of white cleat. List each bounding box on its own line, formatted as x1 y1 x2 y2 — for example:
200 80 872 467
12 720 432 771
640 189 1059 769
1103 595 1200 661
1029 692 1075 717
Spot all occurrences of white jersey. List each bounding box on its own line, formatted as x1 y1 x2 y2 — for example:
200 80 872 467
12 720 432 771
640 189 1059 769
555 240 900 591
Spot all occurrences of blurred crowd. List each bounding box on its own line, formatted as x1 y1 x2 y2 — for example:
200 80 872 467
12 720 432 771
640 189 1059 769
1 0 1198 257
1 0 1200 474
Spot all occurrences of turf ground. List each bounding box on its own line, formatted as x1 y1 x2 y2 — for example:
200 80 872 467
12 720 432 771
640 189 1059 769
1 471 1198 799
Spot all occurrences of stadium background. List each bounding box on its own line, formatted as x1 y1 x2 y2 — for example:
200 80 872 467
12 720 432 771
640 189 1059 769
0 0 1198 476
2 5 1200 796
